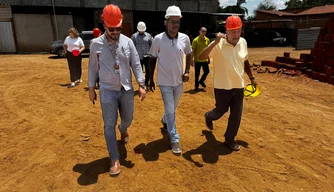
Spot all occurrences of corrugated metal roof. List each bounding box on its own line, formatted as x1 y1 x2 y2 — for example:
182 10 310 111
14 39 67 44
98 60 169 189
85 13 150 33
296 27 320 50
257 10 295 16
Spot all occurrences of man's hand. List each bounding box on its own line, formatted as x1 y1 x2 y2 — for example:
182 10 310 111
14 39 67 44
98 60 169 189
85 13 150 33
215 32 226 44
207 59 210 64
191 61 194 67
149 81 155 92
138 87 146 101
182 73 190 82
89 89 97 105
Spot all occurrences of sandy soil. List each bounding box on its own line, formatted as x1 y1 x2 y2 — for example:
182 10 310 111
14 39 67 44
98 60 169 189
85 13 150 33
0 47 333 191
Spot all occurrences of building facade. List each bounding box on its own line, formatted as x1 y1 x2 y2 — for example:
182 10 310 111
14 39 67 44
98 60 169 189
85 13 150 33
0 0 217 52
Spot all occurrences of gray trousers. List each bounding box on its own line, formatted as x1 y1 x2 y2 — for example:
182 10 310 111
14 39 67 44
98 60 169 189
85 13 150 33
206 88 244 140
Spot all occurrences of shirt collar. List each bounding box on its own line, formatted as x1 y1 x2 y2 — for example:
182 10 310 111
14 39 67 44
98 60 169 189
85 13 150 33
165 31 178 39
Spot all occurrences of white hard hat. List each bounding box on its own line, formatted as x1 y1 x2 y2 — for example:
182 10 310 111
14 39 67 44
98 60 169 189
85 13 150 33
165 5 182 19
137 21 146 32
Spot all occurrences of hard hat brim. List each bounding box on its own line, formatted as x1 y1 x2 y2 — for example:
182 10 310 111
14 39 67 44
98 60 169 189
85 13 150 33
226 25 243 31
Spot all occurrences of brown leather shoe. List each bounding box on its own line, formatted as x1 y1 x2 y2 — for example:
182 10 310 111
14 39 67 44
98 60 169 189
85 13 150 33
109 160 120 176
121 131 129 144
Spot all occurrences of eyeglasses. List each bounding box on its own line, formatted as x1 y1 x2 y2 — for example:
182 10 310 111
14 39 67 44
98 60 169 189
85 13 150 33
107 27 122 32
201 30 207 33
169 20 181 25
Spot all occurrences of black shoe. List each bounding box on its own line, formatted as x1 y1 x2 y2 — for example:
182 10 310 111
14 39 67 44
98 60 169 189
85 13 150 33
204 112 213 130
161 119 167 132
225 139 240 151
194 87 199 92
199 81 206 88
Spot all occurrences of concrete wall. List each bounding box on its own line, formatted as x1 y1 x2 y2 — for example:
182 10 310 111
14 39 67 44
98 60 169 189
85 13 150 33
52 15 73 40
13 14 53 52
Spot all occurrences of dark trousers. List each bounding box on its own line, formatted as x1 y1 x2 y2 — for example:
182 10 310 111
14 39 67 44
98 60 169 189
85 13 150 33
66 52 82 82
206 88 244 140
195 61 209 88
141 57 150 86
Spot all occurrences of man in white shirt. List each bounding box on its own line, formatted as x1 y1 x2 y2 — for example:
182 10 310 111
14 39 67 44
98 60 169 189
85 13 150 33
148 5 192 154
199 15 257 151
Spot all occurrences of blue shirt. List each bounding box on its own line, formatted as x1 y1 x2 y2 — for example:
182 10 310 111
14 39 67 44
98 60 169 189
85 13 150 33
88 33 145 91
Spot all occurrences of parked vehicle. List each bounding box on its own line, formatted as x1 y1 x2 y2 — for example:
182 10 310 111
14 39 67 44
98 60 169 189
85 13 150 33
266 31 287 46
48 31 94 57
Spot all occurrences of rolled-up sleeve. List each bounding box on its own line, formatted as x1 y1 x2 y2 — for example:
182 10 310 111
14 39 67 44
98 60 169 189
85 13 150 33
88 42 99 88
128 40 145 84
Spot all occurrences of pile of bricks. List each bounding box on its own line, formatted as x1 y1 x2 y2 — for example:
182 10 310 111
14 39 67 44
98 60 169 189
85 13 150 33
306 14 334 85
259 14 334 85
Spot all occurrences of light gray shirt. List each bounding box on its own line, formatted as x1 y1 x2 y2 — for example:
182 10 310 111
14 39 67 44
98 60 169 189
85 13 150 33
149 32 192 86
88 33 145 91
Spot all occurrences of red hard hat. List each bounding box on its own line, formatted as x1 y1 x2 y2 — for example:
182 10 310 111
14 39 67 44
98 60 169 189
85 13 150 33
226 15 242 30
93 28 101 38
101 4 123 28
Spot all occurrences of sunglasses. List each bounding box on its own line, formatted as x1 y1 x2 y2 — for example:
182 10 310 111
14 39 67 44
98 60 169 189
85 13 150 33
107 27 122 32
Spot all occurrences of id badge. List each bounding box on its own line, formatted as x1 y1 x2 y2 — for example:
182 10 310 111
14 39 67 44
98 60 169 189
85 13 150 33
114 64 120 74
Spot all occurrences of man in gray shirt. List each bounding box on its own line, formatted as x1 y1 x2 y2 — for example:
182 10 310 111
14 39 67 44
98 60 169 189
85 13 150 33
131 21 153 88
88 4 146 176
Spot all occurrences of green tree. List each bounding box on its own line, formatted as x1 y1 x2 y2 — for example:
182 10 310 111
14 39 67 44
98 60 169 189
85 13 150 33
253 0 277 17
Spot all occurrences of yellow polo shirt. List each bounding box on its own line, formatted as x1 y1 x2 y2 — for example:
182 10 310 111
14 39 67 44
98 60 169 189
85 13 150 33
192 36 210 62
209 37 248 89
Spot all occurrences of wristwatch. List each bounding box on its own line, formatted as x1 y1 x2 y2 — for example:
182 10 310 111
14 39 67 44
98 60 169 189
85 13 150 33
139 83 146 89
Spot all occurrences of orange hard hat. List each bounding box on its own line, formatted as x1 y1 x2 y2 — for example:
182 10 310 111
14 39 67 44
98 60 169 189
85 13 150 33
226 15 242 30
101 4 123 28
93 28 101 37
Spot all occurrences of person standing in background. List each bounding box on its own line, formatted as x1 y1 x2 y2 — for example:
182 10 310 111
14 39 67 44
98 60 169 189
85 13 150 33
131 21 153 88
64 27 85 88
191 27 210 91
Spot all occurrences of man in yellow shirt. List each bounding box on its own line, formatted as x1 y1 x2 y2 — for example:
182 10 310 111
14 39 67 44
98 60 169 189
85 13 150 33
199 15 257 151
191 27 210 91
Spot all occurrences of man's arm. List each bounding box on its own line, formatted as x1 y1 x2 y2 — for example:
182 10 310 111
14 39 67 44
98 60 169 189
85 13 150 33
199 42 218 60
128 40 145 85
185 53 192 73
149 57 157 82
244 60 257 85
199 33 225 60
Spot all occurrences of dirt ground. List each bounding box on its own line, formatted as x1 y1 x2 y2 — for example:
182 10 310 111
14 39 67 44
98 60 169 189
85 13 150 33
1 47 333 191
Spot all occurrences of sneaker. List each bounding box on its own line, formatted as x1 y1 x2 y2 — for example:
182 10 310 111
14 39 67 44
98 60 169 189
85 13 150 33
171 142 182 154
67 82 76 88
199 81 206 88
225 139 240 151
109 159 120 176
204 112 213 130
79 79 83 83
161 118 167 132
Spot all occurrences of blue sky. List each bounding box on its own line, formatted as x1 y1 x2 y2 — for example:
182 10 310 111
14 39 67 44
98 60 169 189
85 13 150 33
218 0 288 16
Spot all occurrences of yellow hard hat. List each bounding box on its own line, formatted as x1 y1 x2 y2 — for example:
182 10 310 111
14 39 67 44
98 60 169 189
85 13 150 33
244 84 261 97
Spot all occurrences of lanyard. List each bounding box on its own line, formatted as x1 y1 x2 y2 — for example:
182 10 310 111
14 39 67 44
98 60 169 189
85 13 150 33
109 40 120 65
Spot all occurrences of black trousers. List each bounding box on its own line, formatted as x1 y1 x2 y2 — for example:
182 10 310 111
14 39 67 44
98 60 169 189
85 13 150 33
66 51 82 82
141 57 150 86
206 88 244 140
195 61 209 88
